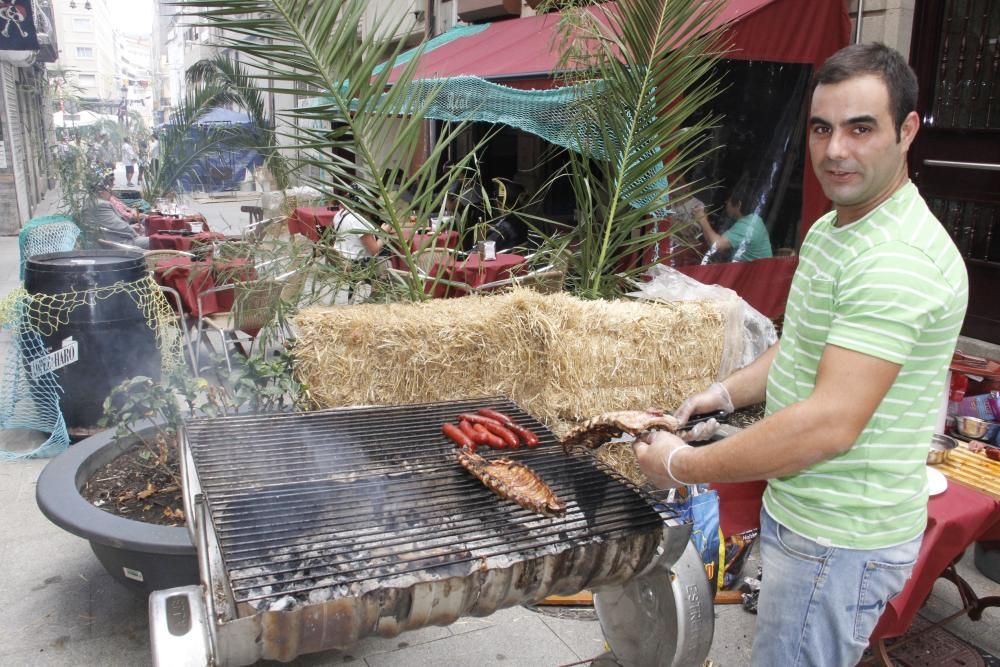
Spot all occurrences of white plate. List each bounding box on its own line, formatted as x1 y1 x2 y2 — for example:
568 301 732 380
927 466 948 496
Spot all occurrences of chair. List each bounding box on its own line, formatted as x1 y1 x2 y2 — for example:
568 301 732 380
143 250 198 373
98 238 143 251
195 278 286 372
240 205 264 225
470 267 566 295
143 249 195 271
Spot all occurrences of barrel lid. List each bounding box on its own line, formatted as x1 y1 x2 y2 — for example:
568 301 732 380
27 249 145 269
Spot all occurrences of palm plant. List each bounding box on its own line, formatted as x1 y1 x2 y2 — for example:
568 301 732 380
538 0 727 298
144 81 260 201
186 55 291 191
181 0 492 301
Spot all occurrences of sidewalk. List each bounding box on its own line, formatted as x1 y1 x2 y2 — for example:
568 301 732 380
2 199 998 665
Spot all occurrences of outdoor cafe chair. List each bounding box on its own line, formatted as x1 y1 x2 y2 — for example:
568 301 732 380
195 277 287 373
143 249 198 373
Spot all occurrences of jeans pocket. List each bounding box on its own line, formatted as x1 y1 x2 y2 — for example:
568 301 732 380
852 558 917 642
774 521 832 562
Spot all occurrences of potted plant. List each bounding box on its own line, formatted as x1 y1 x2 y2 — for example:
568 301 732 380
36 352 306 595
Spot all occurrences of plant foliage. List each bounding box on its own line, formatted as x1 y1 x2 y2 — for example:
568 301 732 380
542 0 727 298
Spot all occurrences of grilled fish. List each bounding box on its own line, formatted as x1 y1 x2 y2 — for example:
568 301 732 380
561 410 680 453
456 448 566 517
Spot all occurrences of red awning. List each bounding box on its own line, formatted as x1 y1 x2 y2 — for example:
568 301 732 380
387 0 849 86
388 0 850 239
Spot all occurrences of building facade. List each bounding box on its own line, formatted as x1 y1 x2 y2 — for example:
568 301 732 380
0 0 60 234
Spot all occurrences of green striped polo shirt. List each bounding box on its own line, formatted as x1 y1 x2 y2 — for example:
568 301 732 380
763 181 968 550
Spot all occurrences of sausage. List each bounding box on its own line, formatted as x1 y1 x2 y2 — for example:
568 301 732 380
442 423 474 450
507 423 539 447
472 423 506 449
477 408 515 425
459 420 489 446
457 413 504 428
482 421 520 449
477 409 540 447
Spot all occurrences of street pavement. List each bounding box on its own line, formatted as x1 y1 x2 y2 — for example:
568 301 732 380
0 187 997 666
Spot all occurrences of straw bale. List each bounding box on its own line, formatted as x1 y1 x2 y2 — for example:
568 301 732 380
293 288 725 429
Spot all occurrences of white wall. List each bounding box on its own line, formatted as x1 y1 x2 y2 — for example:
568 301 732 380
847 0 917 56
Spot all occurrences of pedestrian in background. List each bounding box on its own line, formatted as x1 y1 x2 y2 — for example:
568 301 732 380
121 139 138 187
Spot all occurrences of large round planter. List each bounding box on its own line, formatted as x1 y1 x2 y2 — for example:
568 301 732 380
36 425 198 596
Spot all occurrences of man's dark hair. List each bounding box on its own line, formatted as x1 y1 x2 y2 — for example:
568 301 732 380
814 43 918 141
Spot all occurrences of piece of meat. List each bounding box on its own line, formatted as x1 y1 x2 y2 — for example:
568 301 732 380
561 410 680 453
456 449 566 517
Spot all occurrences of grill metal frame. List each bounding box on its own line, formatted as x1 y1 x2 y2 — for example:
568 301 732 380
178 397 693 664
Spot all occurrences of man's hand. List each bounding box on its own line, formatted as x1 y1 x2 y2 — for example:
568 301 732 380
674 382 734 425
632 431 691 489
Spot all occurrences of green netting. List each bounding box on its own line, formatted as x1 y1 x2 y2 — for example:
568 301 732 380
301 75 669 213
18 216 81 280
0 277 185 460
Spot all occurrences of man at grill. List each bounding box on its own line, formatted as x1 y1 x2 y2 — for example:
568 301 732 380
632 43 968 666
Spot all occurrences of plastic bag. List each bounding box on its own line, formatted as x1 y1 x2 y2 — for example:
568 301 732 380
669 485 725 591
627 264 777 378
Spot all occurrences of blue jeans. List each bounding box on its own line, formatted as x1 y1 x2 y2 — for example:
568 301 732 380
751 508 922 667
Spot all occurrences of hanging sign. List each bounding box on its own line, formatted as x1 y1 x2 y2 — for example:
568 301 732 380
0 0 38 52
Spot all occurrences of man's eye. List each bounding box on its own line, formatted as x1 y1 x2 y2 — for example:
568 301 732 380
811 125 830 135
853 126 872 134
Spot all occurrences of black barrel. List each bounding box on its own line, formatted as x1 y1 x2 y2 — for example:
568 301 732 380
24 250 162 439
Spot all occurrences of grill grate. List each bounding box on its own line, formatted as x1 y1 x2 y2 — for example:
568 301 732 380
185 397 673 607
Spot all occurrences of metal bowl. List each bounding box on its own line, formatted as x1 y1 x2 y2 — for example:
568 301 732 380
955 416 990 439
927 434 958 465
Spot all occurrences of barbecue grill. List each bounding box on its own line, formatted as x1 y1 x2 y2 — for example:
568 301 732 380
149 397 714 666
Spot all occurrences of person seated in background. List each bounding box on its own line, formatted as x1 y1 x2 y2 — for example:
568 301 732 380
696 179 772 262
331 195 392 268
484 177 529 252
80 183 150 249
108 190 148 225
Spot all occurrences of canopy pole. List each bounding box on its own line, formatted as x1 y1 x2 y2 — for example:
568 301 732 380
854 0 865 44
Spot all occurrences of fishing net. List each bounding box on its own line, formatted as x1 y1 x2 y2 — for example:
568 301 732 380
302 75 669 214
0 276 185 460
18 216 81 280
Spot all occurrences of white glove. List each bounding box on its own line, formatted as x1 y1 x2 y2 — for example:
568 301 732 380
674 382 734 425
633 431 691 489
679 417 720 443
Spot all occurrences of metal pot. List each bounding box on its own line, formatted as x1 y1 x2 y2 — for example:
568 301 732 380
927 434 958 465
955 416 991 439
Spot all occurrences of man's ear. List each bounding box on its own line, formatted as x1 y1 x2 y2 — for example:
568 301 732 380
899 110 920 149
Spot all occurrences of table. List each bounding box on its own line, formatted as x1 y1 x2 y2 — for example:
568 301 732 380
422 253 527 298
149 231 226 252
153 256 255 315
145 215 207 235
710 477 1000 655
674 256 799 320
287 206 338 241
409 229 459 253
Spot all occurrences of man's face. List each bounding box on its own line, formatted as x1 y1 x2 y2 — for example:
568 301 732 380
808 75 919 224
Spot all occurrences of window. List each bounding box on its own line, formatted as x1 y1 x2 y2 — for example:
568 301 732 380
75 46 94 58
78 74 96 87
72 17 91 32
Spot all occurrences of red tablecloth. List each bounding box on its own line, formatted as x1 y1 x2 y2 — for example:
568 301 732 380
710 479 1000 641
154 256 255 314
409 229 459 252
287 206 338 241
149 231 226 251
674 256 799 320
145 215 208 235
450 253 527 289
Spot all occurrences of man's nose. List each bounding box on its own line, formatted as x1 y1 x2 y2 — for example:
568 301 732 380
825 129 849 161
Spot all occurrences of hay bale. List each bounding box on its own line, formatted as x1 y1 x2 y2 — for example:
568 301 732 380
293 288 724 428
